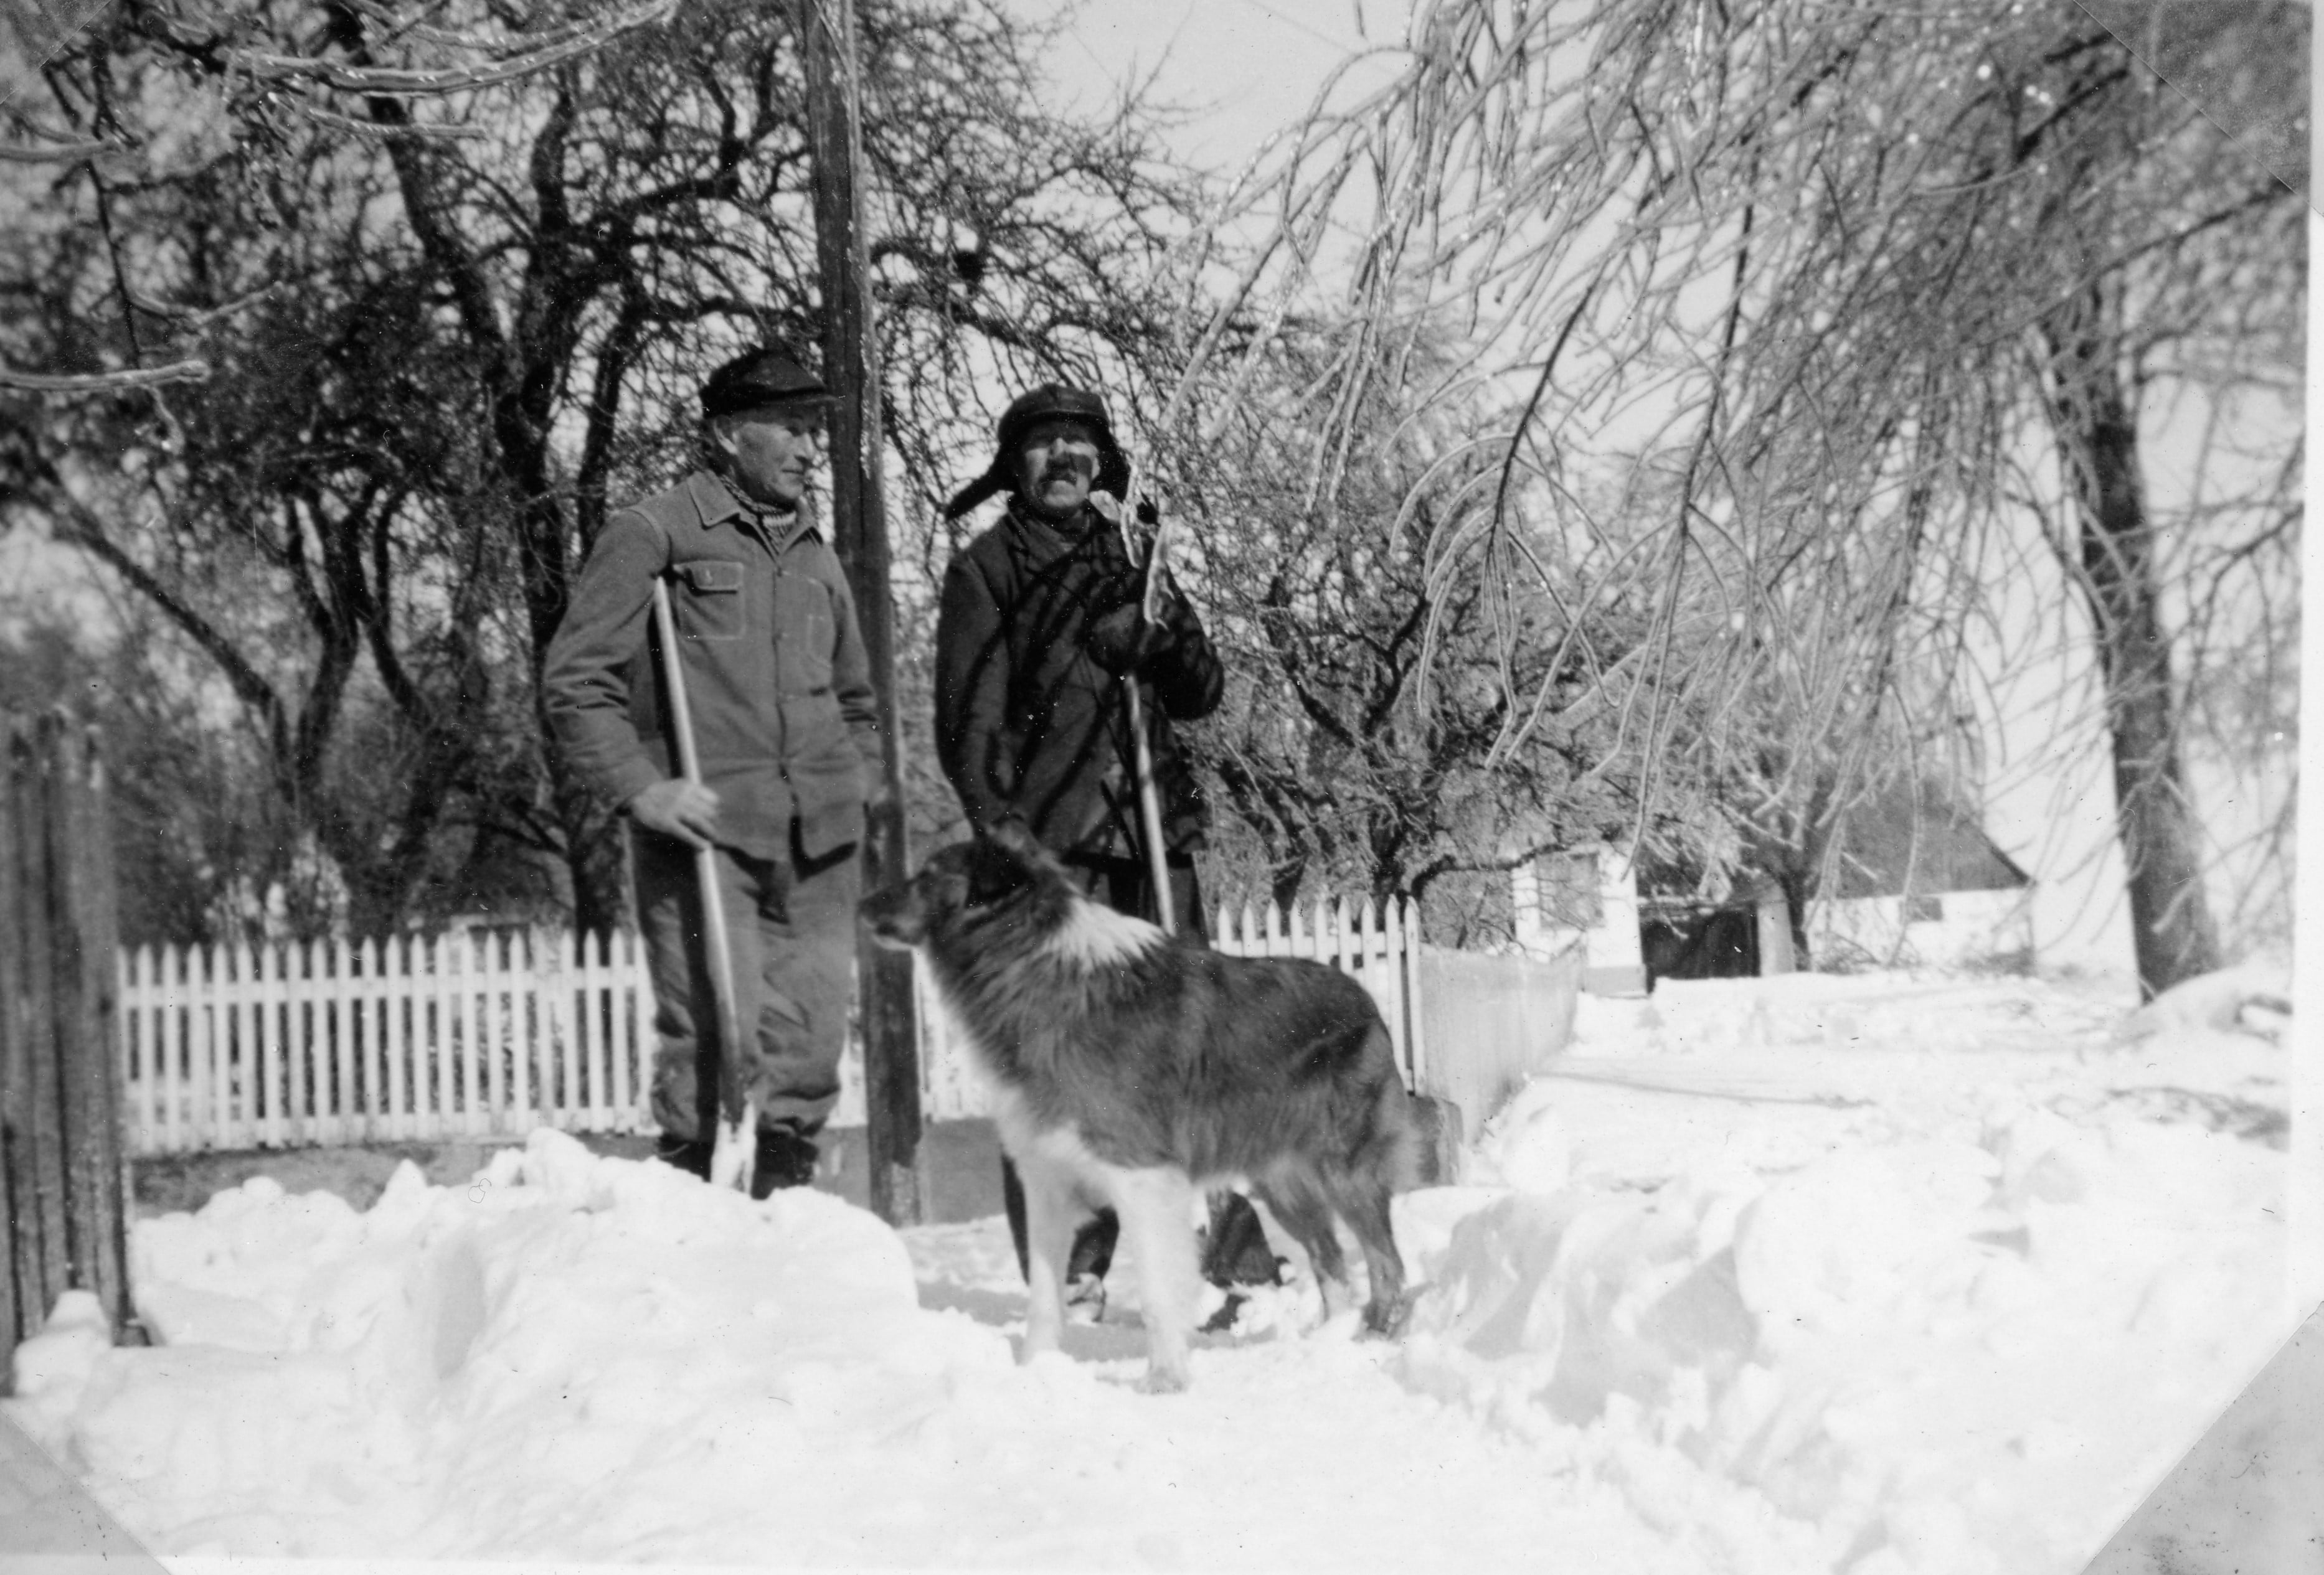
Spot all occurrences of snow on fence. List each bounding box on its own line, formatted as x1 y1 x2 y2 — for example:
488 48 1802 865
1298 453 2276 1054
118 896 1427 1157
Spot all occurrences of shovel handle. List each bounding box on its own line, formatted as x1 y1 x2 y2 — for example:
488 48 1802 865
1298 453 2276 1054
650 577 755 1187
1107 476 1179 935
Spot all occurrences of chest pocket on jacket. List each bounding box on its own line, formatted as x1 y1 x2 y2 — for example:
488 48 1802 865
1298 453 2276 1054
774 571 836 693
673 559 745 642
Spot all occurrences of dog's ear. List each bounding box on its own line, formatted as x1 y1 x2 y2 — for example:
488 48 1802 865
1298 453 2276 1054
961 836 1036 910
983 815 1041 862
983 816 1070 880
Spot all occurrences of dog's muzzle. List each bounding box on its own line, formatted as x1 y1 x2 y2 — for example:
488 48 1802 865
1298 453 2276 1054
856 885 926 948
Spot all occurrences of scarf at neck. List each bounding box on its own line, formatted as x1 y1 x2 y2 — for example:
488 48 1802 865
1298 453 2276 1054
714 471 820 539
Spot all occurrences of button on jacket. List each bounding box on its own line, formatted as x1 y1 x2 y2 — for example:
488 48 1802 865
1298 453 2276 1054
544 471 882 860
935 502 1223 861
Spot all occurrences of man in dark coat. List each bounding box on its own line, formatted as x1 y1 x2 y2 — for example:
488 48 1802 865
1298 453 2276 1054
935 382 1281 1323
543 347 883 1199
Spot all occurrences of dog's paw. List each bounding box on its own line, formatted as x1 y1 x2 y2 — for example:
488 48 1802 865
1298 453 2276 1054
1137 1364 1191 1395
1358 1289 1419 1341
1018 1348 1078 1382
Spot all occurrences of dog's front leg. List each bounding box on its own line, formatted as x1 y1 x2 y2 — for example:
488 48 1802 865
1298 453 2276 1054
1111 1167 1201 1393
1016 1159 1081 1363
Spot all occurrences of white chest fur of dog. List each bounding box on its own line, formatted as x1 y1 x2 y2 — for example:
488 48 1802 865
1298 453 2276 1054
1039 893 1166 969
986 1086 1204 1392
1001 896 1210 1387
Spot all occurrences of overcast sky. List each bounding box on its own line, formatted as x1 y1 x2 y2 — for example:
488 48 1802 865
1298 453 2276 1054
1019 0 1388 171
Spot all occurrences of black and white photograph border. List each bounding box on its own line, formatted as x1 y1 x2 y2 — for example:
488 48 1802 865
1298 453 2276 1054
1 0 2318 1572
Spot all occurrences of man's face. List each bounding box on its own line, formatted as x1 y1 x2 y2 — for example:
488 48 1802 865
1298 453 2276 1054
715 405 824 509
1016 418 1102 520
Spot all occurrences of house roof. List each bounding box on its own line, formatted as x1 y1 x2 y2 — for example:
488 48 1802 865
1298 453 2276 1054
1632 778 2031 907
1822 781 2031 899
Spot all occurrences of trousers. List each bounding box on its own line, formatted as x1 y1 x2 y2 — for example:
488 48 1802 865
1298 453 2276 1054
633 820 861 1140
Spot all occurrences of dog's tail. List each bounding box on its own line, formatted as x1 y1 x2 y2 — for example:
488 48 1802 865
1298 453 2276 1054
1364 1020 1425 1195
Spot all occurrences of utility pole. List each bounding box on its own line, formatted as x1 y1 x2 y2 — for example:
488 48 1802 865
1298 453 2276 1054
799 0 921 1225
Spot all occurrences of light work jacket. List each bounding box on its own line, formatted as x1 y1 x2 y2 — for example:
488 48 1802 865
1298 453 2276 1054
543 471 881 861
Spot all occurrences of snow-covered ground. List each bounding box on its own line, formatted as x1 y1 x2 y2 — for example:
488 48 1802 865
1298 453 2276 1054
5 966 2297 1574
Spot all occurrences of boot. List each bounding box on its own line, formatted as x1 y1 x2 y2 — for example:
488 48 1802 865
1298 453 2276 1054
654 1132 713 1180
750 1124 820 1199
1200 1191 1282 1287
1196 1192 1284 1333
1064 1272 1108 1326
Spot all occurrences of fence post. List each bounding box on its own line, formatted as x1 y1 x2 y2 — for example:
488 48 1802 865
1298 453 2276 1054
1402 898 1430 1093
3 712 135 1371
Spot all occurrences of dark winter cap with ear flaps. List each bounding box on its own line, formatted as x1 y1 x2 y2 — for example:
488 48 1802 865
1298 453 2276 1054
942 382 1131 520
700 347 834 418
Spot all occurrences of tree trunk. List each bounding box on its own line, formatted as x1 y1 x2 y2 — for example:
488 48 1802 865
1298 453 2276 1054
802 0 921 1225
2041 280 2221 1000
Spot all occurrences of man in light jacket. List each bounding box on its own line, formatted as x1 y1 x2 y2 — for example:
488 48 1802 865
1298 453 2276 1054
544 347 882 1198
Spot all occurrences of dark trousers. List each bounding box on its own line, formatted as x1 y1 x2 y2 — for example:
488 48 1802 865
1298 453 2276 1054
999 853 1282 1290
633 822 861 1140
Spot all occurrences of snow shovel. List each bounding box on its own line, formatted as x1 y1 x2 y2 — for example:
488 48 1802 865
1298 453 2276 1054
1103 476 1178 936
650 576 757 1190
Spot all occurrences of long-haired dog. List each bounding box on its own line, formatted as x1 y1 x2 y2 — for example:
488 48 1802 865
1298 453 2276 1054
859 821 1416 1392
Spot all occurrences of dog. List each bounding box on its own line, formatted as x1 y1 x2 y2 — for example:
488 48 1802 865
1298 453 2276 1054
858 820 1416 1392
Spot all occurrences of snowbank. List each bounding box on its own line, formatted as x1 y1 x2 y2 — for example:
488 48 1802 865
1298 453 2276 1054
3 969 2292 1574
1394 970 2292 1574
7 1133 1709 1570
11 1135 1008 1561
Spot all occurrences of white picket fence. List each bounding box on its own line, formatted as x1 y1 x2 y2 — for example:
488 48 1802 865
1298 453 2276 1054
119 929 651 1157
118 896 1427 1157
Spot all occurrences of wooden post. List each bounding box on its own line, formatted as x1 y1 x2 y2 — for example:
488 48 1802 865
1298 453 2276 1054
800 0 922 1226
3 711 135 1374
50 718 130 1332
2 715 39 1358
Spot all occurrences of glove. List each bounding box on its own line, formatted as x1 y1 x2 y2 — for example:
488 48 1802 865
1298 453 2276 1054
1084 581 1190 676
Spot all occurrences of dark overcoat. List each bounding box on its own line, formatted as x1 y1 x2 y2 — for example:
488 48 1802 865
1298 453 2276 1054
934 502 1222 862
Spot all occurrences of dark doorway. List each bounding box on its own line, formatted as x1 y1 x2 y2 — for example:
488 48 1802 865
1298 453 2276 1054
1641 906 1761 987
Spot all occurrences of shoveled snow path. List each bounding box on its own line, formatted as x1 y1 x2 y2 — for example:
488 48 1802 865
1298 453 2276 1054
1 966 2291 1575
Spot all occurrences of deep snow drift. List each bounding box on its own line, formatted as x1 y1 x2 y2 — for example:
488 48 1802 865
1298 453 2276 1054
6 966 2295 1574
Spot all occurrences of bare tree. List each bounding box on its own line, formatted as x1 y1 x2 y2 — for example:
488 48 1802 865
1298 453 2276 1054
1163 0 2302 992
2 0 1206 934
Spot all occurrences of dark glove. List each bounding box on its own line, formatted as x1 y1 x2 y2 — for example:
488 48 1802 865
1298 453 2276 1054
1084 581 1191 677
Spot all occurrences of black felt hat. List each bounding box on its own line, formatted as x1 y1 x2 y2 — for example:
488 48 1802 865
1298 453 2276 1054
942 382 1131 520
700 347 833 418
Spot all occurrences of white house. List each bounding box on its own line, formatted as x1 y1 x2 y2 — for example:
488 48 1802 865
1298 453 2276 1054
1518 783 2036 990
1803 786 2036 972
1511 842 1647 995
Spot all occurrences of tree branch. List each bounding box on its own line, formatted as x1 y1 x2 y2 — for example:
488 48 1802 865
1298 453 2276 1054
0 359 211 391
